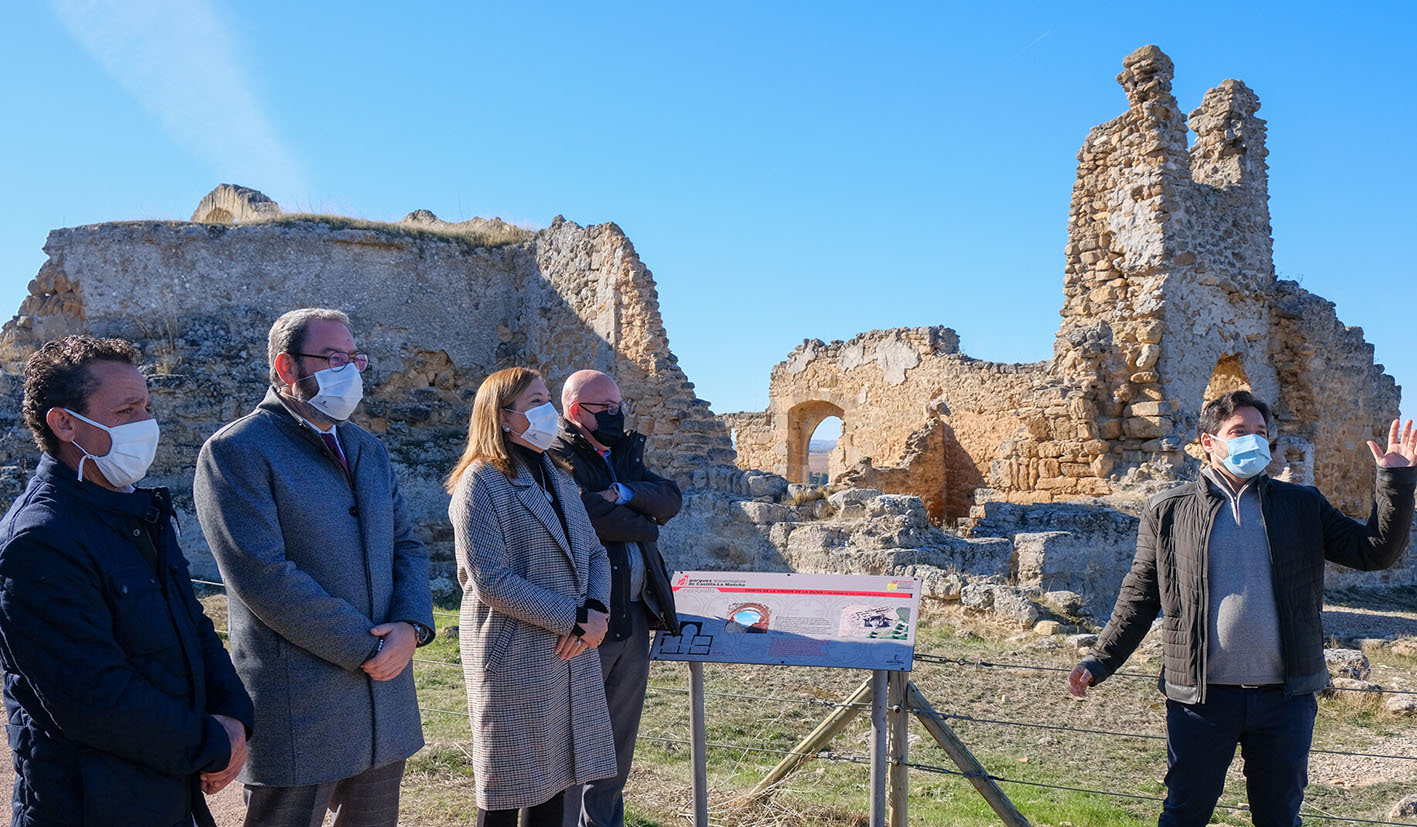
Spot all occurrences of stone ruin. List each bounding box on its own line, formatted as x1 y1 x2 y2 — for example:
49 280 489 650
725 45 1401 528
1 46 1411 625
190 184 281 224
0 196 748 598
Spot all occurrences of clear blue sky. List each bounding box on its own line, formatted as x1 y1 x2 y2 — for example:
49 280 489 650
3 2 1413 436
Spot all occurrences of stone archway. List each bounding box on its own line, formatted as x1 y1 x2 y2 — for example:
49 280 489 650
1202 353 1251 403
1187 353 1256 462
786 400 845 483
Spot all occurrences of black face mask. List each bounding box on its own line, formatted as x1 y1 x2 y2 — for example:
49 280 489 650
591 409 627 446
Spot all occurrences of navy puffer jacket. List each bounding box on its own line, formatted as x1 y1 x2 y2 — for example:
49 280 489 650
0 454 254 827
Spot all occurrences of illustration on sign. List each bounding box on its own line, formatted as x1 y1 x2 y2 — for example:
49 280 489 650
651 571 921 671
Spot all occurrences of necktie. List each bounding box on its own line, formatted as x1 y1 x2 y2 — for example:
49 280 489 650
320 432 349 477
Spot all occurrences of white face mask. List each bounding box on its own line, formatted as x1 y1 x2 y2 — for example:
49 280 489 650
507 402 559 452
306 367 364 421
62 408 160 488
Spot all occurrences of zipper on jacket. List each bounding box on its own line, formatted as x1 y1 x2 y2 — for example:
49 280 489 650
1256 482 1289 693
1197 487 1224 705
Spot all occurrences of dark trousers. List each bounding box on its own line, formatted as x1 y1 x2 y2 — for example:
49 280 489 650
479 794 565 827
242 759 405 827
1160 685 1317 827
565 602 651 827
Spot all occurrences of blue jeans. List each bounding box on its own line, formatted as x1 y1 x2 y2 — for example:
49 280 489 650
1160 685 1317 827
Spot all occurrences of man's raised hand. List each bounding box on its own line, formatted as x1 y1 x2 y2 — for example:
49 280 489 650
1367 419 1417 468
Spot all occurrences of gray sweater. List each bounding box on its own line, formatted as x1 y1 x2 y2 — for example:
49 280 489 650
194 388 433 786
1202 468 1283 686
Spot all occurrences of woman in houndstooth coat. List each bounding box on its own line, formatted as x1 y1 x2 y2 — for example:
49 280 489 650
447 368 616 825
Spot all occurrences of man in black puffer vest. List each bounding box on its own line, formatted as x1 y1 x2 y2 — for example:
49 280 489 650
551 370 681 827
1068 390 1417 827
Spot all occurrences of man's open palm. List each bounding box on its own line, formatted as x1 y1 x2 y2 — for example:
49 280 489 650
1367 419 1417 467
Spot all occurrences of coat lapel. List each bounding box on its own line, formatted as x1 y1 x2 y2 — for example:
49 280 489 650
510 458 575 565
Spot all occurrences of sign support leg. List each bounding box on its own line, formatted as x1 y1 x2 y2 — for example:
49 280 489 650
750 677 873 799
907 681 1030 827
869 669 887 827
689 661 709 827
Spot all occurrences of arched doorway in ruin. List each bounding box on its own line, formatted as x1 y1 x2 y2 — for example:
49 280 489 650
786 400 845 483
1188 353 1255 462
806 415 843 485
1202 353 1251 403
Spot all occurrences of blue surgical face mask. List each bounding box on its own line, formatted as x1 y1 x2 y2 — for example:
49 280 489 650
1217 433 1271 479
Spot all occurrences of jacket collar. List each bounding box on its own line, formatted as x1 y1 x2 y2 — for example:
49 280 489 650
33 452 169 522
506 449 574 558
1195 466 1271 500
554 419 645 458
257 386 356 444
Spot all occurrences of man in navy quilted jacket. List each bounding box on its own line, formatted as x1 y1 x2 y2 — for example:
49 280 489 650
0 335 253 827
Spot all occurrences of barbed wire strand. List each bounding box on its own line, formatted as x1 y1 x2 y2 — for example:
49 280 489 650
914 652 1417 697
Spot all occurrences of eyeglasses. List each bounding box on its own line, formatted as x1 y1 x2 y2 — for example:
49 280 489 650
294 351 370 372
578 400 629 415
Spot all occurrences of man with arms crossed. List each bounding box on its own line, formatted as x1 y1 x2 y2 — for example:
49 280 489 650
1068 390 1416 826
0 335 252 827
195 308 434 827
551 370 683 827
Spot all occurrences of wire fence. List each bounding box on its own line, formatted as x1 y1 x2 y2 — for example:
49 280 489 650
193 578 1417 824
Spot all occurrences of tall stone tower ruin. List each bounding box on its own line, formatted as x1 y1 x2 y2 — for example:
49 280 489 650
728 45 1399 518
1053 44 1395 512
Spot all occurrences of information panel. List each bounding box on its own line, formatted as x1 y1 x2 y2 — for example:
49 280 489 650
651 571 920 671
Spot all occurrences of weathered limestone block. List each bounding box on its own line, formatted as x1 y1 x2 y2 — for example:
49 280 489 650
190 184 281 223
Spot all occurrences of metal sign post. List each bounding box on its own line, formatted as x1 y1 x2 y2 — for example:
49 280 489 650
869 669 888 827
688 661 709 826
887 670 909 827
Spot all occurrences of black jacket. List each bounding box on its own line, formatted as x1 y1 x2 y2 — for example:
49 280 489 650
1082 466 1416 704
0 454 255 827
550 424 682 639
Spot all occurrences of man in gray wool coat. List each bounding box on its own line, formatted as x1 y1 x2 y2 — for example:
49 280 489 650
194 307 435 827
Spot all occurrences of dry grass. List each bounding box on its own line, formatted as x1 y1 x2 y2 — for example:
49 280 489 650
242 213 533 250
190 595 1417 826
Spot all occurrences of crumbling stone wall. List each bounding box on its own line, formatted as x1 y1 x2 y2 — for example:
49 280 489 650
726 326 1052 523
725 45 1401 520
0 192 737 587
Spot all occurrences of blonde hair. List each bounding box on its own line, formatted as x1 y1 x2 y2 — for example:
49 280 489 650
446 367 541 491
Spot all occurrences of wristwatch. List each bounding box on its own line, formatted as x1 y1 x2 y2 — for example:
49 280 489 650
402 620 435 647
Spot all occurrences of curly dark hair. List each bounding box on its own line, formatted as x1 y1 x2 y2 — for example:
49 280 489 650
1199 389 1274 438
22 335 142 456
